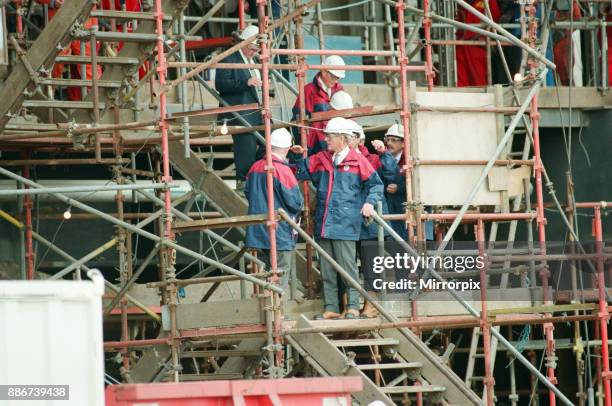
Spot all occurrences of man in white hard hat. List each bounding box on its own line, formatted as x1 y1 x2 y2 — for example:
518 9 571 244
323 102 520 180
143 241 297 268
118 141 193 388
307 90 355 156
215 25 263 197
371 123 433 241
291 55 346 155
245 128 304 291
346 121 396 318
291 117 383 320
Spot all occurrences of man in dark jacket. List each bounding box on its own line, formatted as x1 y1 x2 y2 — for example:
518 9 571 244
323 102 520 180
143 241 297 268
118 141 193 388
374 124 433 241
215 25 263 196
245 128 304 291
292 117 384 320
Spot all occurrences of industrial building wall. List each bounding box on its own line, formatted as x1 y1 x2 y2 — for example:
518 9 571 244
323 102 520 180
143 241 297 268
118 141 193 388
541 109 612 241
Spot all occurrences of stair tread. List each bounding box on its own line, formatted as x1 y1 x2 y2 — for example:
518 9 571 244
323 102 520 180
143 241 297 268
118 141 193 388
332 338 400 347
23 100 98 109
56 55 139 65
358 362 423 370
38 78 122 88
91 31 158 42
381 385 446 394
90 10 171 20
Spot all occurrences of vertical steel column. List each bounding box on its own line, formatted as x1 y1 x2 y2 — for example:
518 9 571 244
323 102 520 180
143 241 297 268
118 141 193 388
527 3 557 404
315 3 325 58
238 0 246 31
423 0 434 90
153 0 174 240
257 0 282 373
593 206 612 406
399 8 421 405
154 0 179 382
23 164 34 280
15 0 23 38
396 0 415 242
80 41 87 99
91 25 102 162
295 10 315 298
477 219 494 405
114 168 130 373
179 12 190 158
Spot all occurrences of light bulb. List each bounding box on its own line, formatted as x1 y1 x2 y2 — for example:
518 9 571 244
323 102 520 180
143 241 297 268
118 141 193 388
63 207 72 220
513 72 523 82
220 119 228 135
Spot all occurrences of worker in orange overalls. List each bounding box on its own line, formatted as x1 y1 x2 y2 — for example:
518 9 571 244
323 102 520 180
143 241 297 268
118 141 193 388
455 0 501 87
36 0 102 101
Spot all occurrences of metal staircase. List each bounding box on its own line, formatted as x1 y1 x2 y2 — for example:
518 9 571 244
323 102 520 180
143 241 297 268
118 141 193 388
289 315 483 405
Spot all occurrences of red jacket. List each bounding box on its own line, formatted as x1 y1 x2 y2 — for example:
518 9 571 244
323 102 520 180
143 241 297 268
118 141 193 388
457 0 501 40
292 73 343 155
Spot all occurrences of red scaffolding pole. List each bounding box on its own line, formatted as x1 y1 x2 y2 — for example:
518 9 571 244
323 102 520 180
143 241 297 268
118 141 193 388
527 3 557 404
477 218 494 405
593 206 612 406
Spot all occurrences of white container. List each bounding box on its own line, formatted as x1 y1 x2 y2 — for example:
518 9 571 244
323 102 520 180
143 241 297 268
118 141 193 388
0 270 105 406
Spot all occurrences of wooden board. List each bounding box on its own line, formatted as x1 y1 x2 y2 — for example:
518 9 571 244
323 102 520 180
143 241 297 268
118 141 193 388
174 298 264 330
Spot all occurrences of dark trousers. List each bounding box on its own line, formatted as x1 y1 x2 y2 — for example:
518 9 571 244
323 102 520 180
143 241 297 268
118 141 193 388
259 249 292 292
318 239 360 313
232 132 259 182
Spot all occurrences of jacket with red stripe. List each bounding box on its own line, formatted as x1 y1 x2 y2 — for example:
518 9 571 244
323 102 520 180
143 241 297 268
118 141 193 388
245 157 304 251
292 74 342 154
294 149 384 241
381 151 433 240
358 146 396 240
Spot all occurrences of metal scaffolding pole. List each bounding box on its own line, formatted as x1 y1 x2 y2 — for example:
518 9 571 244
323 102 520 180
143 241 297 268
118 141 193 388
0 183 180 196
0 166 283 294
367 211 574 406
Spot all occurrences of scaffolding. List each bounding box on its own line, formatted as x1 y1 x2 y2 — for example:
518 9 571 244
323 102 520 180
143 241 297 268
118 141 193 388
0 0 610 405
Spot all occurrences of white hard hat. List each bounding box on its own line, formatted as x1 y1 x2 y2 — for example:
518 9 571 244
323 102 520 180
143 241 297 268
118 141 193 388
322 55 346 79
367 402 387 406
270 128 293 148
324 117 353 136
330 91 353 110
345 119 364 139
385 123 404 139
239 25 259 41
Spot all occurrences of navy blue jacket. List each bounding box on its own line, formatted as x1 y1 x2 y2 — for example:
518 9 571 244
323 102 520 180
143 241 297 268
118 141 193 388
215 51 262 126
245 157 304 250
382 151 433 240
359 146 396 240
294 149 384 241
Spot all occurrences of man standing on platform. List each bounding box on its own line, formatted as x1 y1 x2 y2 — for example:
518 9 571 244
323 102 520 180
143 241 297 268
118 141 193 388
245 128 304 291
291 117 383 320
291 55 346 154
216 25 263 196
